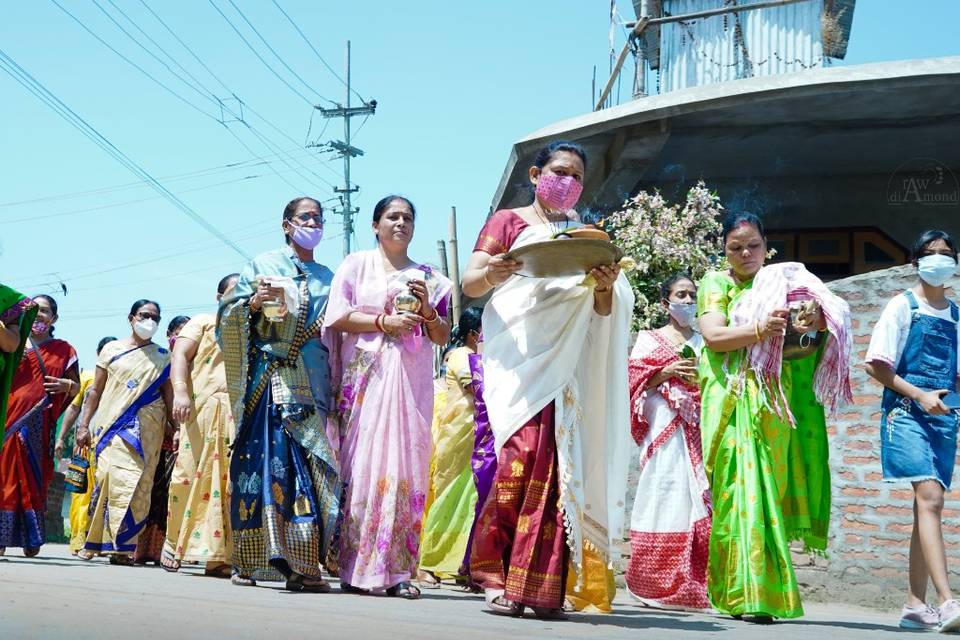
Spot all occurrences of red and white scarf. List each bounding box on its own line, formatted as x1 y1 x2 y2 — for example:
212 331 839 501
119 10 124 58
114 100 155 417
729 262 853 424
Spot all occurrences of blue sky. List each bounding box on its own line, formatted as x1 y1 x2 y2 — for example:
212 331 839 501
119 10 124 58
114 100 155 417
2 0 959 368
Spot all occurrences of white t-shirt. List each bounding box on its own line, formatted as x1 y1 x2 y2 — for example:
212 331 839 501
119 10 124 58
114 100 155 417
865 292 960 373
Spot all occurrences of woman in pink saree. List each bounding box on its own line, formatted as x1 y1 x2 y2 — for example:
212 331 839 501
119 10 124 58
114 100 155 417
324 195 452 599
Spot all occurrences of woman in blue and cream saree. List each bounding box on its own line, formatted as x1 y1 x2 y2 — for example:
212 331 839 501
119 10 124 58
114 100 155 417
218 197 340 592
77 299 172 563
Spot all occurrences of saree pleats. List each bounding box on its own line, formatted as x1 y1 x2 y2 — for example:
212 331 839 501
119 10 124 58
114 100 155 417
470 404 568 610
164 391 233 563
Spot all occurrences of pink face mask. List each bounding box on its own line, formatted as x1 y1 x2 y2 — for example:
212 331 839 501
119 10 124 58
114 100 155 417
535 173 583 211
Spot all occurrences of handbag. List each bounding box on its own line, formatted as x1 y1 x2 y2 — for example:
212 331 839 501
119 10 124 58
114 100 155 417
64 449 90 494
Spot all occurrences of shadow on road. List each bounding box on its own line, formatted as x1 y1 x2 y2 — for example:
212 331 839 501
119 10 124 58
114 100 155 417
781 619 897 632
569 611 726 632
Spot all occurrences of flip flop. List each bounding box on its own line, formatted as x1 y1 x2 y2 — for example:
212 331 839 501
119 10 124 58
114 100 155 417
231 573 257 587
160 549 181 573
340 581 370 595
109 554 133 566
417 570 441 589
386 581 421 600
286 573 331 593
486 594 524 617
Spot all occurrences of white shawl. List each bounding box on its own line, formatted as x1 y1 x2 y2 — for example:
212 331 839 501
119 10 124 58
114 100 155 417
481 222 634 583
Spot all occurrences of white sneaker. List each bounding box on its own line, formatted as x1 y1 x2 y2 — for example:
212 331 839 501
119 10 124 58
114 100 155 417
899 604 938 630
939 599 960 633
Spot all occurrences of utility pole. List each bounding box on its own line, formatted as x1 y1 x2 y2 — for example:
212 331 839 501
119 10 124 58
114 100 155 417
312 41 376 257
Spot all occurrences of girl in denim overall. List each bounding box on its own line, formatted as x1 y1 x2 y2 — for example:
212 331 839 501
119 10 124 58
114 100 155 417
866 230 960 632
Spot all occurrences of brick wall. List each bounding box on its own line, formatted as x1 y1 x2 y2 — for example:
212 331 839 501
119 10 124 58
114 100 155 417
800 264 960 609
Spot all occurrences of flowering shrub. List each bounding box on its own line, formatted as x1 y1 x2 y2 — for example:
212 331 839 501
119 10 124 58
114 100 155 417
605 181 725 330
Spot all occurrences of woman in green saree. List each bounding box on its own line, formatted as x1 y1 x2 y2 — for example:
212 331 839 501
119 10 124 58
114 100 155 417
0 286 37 427
697 212 837 622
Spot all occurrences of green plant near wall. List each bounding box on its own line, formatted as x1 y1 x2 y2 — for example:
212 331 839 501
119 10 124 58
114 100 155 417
605 181 725 331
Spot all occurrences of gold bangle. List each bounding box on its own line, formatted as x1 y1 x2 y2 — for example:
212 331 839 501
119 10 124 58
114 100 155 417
172 381 188 388
482 268 496 289
424 309 441 324
754 321 763 341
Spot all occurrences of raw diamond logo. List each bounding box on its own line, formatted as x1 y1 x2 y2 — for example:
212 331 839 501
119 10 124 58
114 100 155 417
887 157 959 206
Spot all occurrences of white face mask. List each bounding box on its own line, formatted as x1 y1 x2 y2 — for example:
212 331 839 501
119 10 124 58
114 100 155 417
668 302 698 328
133 318 159 340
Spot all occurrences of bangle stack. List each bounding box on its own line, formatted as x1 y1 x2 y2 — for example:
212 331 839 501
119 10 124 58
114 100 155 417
423 309 441 324
754 321 763 342
374 314 385 333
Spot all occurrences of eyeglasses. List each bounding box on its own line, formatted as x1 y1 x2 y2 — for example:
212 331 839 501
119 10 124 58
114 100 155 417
135 312 160 322
293 212 325 225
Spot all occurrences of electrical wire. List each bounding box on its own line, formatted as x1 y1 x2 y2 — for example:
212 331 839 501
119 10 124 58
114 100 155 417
0 147 315 208
224 0 335 106
270 0 366 104
0 47 250 259
206 0 315 106
81 0 336 194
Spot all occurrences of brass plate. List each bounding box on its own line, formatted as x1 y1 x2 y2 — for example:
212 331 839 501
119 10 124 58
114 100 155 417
505 239 624 278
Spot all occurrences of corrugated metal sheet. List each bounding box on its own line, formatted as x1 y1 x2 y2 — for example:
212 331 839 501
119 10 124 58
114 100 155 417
657 0 827 92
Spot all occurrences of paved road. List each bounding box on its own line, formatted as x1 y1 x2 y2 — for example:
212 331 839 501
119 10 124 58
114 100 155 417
0 545 907 639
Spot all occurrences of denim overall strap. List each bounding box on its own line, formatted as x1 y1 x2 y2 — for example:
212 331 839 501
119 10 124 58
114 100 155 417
883 291 959 411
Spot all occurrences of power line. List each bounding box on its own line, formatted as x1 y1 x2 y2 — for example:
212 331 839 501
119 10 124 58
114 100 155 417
56 0 338 196
270 0 366 104
2 158 338 224
206 0 315 106
0 147 316 208
224 0 335 106
0 47 250 259
49 0 221 122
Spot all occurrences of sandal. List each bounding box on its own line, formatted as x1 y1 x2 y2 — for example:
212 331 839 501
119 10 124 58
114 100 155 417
487 595 524 617
386 581 421 600
77 549 96 561
286 573 331 593
417 570 441 589
340 581 370 595
109 554 133 566
204 563 232 578
531 607 568 620
161 549 181 573
23 547 40 558
231 572 256 587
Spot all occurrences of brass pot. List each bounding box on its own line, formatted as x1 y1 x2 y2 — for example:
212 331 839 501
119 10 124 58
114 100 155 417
394 291 421 315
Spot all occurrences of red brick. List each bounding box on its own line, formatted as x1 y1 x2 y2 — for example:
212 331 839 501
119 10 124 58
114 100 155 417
843 518 881 531
888 523 914 534
875 505 913 517
846 440 875 451
837 471 856 482
845 534 863 545
869 536 908 548
843 550 880 561
854 335 872 345
869 412 883 421
843 504 865 514
844 455 879 466
852 395 878 406
889 490 914 502
943 523 960 535
871 567 905 578
888 553 909 563
836 412 863 423
847 425 880 437
851 318 861 330
842 487 881 498
826 425 838 436
864 472 883 482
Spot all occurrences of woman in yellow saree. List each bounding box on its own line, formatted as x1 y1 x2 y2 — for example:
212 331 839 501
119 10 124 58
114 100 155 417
76 299 173 563
419 307 483 583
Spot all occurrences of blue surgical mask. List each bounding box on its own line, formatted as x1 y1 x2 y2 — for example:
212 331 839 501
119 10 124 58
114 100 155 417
918 254 957 287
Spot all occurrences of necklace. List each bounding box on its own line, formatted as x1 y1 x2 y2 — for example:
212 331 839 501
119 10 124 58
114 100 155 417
531 202 571 237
